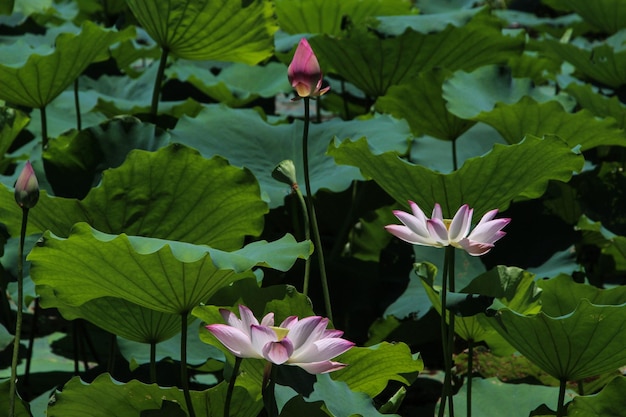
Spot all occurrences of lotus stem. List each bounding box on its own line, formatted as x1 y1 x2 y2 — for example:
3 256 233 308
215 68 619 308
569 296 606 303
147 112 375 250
447 248 456 417
438 246 451 417
262 363 278 417
467 339 474 417
224 356 242 417
150 341 156 384
302 97 332 321
40 107 48 149
23 298 40 388
452 138 458 171
150 48 169 123
180 312 196 417
74 78 82 131
294 188 311 296
108 333 116 377
557 378 567 417
9 207 28 417
577 380 584 396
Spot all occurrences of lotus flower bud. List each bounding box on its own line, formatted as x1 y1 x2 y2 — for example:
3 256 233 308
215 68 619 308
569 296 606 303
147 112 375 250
14 161 39 209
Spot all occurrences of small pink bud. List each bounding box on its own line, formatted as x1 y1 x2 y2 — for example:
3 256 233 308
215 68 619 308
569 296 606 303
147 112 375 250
288 38 330 98
14 161 39 209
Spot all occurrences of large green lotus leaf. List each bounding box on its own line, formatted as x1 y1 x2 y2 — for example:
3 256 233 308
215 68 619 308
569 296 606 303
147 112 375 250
80 66 203 118
443 65 575 120
331 342 422 398
564 82 626 129
126 0 276 64
202 278 315 322
0 21 133 108
374 8 484 35
28 223 311 314
0 144 268 248
567 376 626 417
540 39 626 88
171 105 411 207
275 0 412 36
473 97 626 151
46 373 261 417
490 299 626 381
376 69 475 140
0 0 13 14
167 60 291 107
37 285 182 344
308 21 524 98
0 107 29 173
384 249 485 320
449 377 573 417
419 264 541 355
543 0 626 34
109 28 161 78
537 274 626 317
43 116 170 198
307 374 390 417
329 134 584 219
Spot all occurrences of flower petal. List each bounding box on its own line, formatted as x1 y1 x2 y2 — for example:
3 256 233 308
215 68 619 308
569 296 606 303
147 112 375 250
448 204 472 243
385 225 438 246
239 305 260 330
205 324 260 359
289 337 354 363
467 218 510 244
393 209 430 238
279 315 299 329
262 339 294 365
426 218 449 246
290 360 347 374
457 238 494 256
250 324 278 355
288 316 327 350
260 312 275 327
431 203 443 221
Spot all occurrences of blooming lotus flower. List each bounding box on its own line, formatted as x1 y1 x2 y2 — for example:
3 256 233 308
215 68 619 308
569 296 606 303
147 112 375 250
206 305 354 374
385 201 510 256
288 38 330 98
14 161 39 209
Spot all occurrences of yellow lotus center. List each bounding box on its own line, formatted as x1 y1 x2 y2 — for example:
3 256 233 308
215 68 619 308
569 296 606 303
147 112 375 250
270 326 290 341
443 219 452 230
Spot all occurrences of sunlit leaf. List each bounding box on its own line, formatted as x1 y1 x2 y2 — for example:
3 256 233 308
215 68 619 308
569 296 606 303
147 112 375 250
329 135 584 219
309 20 524 97
307 374 389 417
0 381 31 417
46 373 260 417
38 285 182 344
126 0 276 64
171 105 411 207
331 342 422 397
28 223 312 314
0 21 133 108
543 0 626 34
489 276 626 380
1 144 268 248
474 97 626 151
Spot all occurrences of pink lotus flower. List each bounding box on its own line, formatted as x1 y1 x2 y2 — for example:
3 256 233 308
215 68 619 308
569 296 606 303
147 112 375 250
288 38 330 98
206 305 354 374
14 161 39 209
385 201 510 256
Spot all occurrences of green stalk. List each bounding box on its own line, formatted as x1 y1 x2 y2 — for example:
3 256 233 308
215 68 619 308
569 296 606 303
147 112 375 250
556 378 567 417
74 78 82 131
576 380 584 396
40 107 48 149
150 48 169 123
447 248 456 417
452 138 458 171
108 333 116 377
262 364 278 417
9 207 28 417
150 341 157 384
224 357 242 417
180 312 196 417
302 97 332 321
438 247 451 417
23 298 40 387
294 188 311 296
467 339 474 417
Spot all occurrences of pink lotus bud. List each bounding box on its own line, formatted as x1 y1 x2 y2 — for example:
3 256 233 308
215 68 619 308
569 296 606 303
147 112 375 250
288 38 330 98
14 161 39 209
